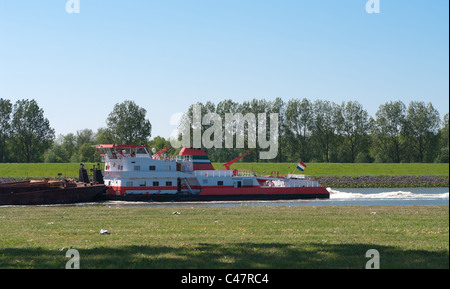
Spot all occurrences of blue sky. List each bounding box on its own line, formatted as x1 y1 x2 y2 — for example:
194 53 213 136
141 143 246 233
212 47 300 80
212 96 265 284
1 0 448 139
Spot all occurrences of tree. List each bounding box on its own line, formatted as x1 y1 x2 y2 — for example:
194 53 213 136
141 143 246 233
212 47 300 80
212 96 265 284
215 99 240 162
436 113 449 163
11 99 55 162
246 99 271 162
269 97 286 162
44 133 76 163
285 98 313 162
373 101 406 163
404 101 440 162
71 129 98 162
106 100 152 145
335 101 371 163
95 127 115 144
148 136 171 152
310 100 338 163
0 98 12 162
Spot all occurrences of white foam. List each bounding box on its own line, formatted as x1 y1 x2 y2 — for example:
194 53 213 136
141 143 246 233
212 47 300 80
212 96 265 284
327 188 449 200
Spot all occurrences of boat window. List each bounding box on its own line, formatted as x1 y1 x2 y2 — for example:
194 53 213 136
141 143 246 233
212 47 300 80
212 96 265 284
126 181 133 187
134 165 140 171
105 148 117 159
149 166 156 171
217 181 223 186
202 179 208 185
243 179 253 187
139 181 146 187
137 147 148 155
153 181 159 187
166 181 172 186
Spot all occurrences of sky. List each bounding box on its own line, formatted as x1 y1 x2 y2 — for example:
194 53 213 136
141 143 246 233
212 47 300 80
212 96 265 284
0 0 448 139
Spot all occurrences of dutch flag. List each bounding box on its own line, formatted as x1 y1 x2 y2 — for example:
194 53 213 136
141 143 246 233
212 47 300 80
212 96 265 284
297 161 307 171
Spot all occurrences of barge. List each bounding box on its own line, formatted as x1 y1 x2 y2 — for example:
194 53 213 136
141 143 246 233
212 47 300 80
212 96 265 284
0 179 105 206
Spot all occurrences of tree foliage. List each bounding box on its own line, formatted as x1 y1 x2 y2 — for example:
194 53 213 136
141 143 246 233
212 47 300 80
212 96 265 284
106 100 152 145
373 101 406 163
0 97 447 164
404 102 440 162
10 99 55 162
0 98 12 162
176 99 446 164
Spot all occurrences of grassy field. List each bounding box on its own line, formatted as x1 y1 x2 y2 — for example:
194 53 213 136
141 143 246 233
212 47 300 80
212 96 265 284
0 163 99 179
214 162 450 177
0 205 448 269
0 162 448 179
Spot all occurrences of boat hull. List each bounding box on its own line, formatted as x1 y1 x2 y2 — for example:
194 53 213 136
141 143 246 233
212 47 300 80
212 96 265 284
101 186 330 202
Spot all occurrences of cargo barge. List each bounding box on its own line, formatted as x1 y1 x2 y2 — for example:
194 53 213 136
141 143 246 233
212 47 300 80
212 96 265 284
0 178 105 206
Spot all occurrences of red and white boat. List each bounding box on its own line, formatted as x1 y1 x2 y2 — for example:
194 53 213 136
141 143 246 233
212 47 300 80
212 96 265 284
95 144 330 201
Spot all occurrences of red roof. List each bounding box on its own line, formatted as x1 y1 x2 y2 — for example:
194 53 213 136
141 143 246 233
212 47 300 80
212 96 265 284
95 144 149 149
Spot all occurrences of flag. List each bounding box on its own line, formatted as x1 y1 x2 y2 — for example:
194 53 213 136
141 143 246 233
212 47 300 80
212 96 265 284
297 161 307 171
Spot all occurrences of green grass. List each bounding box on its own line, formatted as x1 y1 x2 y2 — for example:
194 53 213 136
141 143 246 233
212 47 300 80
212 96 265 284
0 162 448 179
0 206 448 269
213 162 449 177
0 163 99 179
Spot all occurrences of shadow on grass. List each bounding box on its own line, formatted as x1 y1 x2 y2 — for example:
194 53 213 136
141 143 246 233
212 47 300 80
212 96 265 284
1 242 448 269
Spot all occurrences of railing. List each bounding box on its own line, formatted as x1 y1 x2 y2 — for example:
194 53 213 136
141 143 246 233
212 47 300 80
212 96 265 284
234 169 256 177
262 179 320 188
194 170 233 178
152 155 193 162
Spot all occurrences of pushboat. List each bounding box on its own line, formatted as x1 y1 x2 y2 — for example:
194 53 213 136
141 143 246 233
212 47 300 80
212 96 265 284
96 144 330 202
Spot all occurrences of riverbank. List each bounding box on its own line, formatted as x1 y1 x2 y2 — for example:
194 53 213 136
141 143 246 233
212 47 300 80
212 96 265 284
0 205 447 269
2 175 448 188
0 162 448 188
316 175 449 188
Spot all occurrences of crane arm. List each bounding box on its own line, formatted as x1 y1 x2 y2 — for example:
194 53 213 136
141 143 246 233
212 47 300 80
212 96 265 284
223 150 253 170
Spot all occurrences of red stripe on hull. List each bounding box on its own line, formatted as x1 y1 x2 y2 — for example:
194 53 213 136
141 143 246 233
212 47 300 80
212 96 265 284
199 186 329 196
107 185 329 197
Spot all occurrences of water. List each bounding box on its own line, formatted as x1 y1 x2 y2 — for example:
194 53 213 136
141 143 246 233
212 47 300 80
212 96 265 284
325 187 449 206
99 187 449 208
2 187 447 208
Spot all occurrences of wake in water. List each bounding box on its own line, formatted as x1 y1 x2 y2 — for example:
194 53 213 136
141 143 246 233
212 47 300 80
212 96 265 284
327 188 449 200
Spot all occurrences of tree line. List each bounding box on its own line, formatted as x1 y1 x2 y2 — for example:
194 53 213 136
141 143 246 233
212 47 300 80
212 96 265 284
0 99 153 163
0 97 448 164
182 98 448 164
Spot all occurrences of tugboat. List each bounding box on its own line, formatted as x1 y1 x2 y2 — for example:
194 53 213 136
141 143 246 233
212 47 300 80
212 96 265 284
95 144 329 202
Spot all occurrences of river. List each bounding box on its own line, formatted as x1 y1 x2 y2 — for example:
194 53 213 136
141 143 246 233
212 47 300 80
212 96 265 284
100 187 449 208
